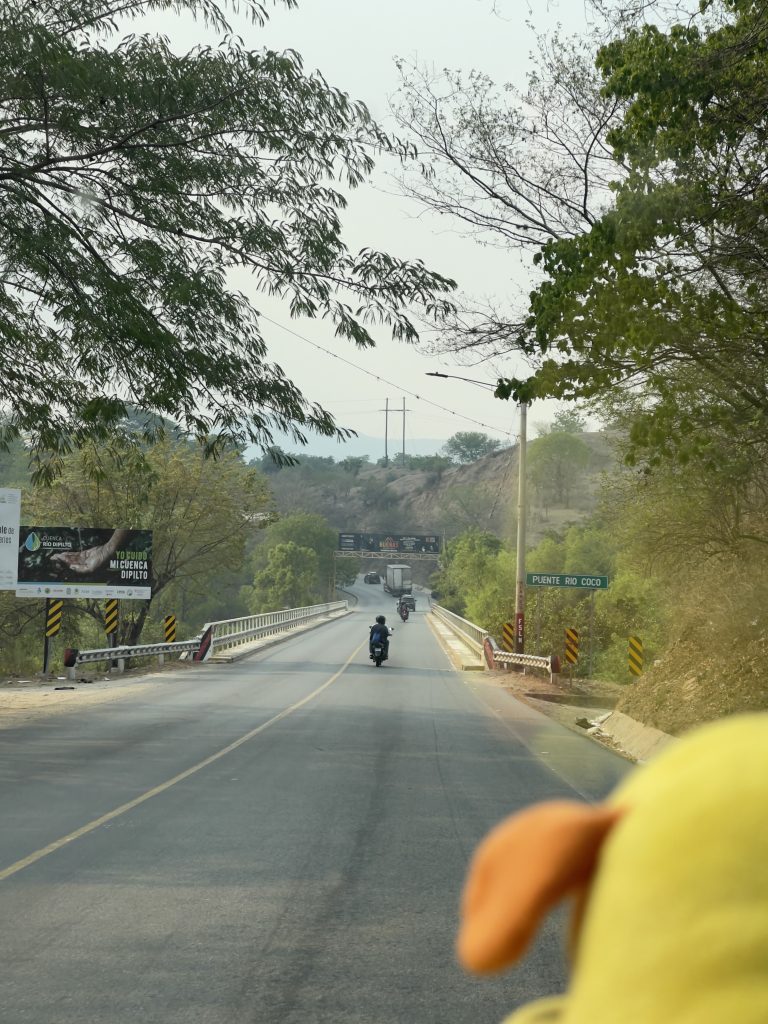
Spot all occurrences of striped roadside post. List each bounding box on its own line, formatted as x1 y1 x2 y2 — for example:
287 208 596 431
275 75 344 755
565 628 579 664
105 598 119 668
46 599 63 637
104 598 119 637
43 598 63 674
501 621 515 653
565 627 579 688
164 615 177 644
628 635 644 677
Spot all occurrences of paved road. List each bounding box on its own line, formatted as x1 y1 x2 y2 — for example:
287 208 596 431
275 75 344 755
0 580 627 1023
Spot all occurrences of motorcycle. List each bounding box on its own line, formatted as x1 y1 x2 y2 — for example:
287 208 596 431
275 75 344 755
369 626 392 667
370 640 387 667
398 604 409 622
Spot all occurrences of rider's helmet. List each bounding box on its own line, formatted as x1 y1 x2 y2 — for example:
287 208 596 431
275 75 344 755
376 615 386 624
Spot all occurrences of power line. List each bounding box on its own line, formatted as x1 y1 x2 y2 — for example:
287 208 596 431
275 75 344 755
260 315 513 438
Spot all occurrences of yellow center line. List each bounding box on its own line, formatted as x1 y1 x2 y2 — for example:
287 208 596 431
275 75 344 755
0 639 367 883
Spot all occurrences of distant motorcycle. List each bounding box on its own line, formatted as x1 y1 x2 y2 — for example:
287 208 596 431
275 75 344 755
398 604 409 622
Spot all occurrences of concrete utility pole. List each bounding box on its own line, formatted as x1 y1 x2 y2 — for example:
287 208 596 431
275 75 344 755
381 398 389 465
401 397 407 466
514 402 528 653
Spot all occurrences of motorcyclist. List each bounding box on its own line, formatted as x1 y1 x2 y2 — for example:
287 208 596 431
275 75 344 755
369 614 392 659
396 597 409 621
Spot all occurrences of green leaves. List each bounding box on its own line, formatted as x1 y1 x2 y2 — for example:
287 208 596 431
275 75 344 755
0 0 455 470
475 3 767 468
442 431 502 463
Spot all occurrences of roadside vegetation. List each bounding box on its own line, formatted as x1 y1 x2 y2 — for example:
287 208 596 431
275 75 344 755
0 442 360 677
431 432 768 735
391 0 768 734
2 0 766 735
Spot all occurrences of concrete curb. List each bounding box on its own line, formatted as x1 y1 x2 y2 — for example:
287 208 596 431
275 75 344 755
592 710 677 763
426 611 484 672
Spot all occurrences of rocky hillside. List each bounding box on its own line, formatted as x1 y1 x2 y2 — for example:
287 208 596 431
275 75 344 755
266 431 615 546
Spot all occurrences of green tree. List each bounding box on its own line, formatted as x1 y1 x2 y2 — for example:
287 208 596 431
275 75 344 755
339 456 370 477
253 447 293 475
255 511 338 600
334 557 361 589
527 432 591 510
443 431 502 464
497 1 768 469
406 454 454 474
0 435 32 487
432 529 503 616
0 593 44 675
248 542 319 612
548 408 588 435
0 0 455 477
26 439 271 643
462 548 517 636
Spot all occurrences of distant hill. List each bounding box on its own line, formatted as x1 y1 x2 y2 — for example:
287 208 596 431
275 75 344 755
262 431 614 548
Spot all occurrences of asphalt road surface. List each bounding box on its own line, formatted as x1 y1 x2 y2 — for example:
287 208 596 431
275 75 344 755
0 579 628 1024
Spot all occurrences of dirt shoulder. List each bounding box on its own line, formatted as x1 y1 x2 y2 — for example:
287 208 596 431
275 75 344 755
0 663 193 730
490 668 634 758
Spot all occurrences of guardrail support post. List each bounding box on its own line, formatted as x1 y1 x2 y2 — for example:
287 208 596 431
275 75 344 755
158 653 165 666
117 658 125 673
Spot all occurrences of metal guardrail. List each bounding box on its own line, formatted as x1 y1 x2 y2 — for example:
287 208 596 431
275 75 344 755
430 603 557 678
484 636 554 672
75 640 201 666
66 601 348 677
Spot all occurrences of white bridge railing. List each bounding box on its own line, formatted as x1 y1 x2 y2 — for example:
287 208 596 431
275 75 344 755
203 602 348 656
430 603 557 677
430 604 488 654
65 601 348 677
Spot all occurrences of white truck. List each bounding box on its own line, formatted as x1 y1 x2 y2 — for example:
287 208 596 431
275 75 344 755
384 564 412 597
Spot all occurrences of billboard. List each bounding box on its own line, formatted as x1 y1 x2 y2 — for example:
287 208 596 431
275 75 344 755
338 533 441 554
16 527 152 599
0 488 21 590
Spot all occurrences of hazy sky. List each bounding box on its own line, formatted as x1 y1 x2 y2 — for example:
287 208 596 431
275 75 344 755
141 0 597 449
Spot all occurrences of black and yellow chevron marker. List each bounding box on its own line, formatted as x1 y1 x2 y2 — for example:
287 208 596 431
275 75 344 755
104 598 119 636
565 627 580 665
628 635 644 676
501 621 515 652
164 614 177 644
45 599 63 638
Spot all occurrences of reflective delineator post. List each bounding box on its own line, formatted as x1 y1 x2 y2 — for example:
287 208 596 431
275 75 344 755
43 598 63 675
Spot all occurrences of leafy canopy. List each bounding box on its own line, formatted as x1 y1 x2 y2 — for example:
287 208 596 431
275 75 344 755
248 540 319 612
25 435 272 642
251 510 338 602
0 0 455 478
442 431 502 464
527 431 591 509
496 0 768 466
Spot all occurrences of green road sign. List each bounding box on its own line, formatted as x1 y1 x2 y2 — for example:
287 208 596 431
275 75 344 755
526 573 609 590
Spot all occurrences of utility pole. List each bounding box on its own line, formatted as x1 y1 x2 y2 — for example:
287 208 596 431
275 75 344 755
514 402 528 654
401 397 407 466
381 398 389 465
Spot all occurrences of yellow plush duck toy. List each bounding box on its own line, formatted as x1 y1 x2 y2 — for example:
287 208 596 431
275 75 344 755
457 713 768 1024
